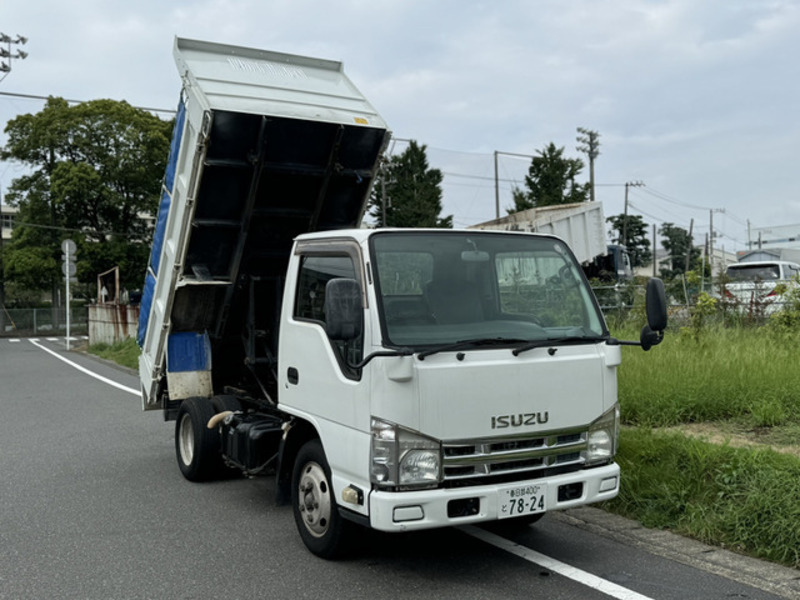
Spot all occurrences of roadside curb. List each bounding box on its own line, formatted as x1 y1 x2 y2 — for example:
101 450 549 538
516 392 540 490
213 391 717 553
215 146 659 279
553 507 800 600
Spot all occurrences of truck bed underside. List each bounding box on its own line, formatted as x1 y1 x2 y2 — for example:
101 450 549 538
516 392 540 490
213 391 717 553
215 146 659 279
171 111 386 401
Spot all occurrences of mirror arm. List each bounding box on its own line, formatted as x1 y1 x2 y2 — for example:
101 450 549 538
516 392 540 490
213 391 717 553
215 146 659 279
348 348 414 369
606 329 664 351
606 337 642 347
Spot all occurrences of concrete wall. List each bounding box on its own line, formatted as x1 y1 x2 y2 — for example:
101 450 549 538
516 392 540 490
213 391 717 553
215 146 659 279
88 304 140 345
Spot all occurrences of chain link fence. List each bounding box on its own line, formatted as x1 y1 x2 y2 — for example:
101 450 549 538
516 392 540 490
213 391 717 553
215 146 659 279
0 306 88 337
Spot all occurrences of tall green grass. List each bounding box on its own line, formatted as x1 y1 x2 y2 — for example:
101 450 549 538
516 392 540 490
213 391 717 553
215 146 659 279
88 337 140 370
609 428 800 568
614 325 800 427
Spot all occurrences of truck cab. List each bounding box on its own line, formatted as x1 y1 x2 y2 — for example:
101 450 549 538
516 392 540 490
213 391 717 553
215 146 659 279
274 227 662 556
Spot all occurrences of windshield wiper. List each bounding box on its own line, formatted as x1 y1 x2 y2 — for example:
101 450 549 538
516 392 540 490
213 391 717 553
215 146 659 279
417 337 529 360
511 335 607 356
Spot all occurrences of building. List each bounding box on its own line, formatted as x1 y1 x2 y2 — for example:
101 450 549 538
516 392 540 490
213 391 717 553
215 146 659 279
749 223 800 251
1 203 17 241
634 246 737 279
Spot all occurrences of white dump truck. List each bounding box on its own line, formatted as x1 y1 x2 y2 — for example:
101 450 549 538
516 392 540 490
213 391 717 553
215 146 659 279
472 203 634 281
137 38 667 558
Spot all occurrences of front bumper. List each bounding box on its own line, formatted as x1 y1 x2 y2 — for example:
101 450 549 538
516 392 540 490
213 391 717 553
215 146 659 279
368 462 620 532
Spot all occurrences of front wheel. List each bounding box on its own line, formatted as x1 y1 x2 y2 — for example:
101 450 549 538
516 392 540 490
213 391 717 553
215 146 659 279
291 439 349 558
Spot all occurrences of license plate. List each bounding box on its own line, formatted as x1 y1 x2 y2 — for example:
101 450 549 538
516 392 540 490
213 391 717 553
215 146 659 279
498 483 547 519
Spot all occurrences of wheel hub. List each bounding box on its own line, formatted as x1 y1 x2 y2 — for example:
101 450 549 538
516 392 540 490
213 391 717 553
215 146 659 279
178 413 194 466
297 461 331 538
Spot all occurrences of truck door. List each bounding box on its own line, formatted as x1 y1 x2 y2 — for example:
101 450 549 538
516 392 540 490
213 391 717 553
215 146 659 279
278 240 368 431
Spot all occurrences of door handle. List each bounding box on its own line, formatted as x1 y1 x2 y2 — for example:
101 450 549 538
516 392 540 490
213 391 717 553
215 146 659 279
287 367 299 385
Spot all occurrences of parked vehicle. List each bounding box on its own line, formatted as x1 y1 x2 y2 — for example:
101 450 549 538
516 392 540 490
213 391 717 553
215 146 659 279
137 38 667 558
722 260 800 315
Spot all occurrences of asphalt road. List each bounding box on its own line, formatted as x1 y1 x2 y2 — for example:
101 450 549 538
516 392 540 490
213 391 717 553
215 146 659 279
1 337 798 600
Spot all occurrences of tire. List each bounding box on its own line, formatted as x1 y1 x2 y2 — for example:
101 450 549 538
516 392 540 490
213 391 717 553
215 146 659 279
211 395 241 413
175 396 223 482
291 439 349 558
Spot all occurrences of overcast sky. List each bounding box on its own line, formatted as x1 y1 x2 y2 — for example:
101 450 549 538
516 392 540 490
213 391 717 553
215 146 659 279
2 0 799 253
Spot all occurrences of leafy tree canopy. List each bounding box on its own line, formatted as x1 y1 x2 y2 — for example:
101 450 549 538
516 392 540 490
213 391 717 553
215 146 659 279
659 222 700 278
1 97 173 297
607 213 652 268
368 140 452 228
510 142 589 212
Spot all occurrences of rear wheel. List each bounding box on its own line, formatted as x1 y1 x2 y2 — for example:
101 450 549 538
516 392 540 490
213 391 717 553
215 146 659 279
291 439 349 558
175 396 223 481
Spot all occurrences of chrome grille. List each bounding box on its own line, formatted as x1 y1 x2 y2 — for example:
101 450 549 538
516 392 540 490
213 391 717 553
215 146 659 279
442 428 588 482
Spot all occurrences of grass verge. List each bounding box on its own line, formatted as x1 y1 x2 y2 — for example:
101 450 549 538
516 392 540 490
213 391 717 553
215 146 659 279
615 326 800 428
605 427 800 568
87 337 140 370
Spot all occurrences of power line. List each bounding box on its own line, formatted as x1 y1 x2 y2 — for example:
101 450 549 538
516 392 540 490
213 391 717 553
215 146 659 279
5 219 142 239
0 90 176 116
441 171 520 184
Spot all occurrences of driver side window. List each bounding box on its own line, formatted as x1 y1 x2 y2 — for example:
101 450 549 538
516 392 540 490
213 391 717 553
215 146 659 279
295 254 363 377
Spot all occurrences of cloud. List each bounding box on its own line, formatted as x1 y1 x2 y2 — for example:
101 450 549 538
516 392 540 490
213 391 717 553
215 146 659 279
2 0 798 246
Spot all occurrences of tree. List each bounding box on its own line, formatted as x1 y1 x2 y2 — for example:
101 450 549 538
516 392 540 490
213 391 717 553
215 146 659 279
607 214 652 268
1 97 173 300
509 142 590 213
368 140 452 228
658 222 700 278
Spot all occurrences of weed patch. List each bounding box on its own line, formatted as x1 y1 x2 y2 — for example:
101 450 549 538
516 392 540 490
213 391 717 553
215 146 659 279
88 337 140 370
613 325 800 427
607 428 800 567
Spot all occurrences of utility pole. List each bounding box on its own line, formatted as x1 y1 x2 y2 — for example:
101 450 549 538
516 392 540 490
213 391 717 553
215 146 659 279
652 223 657 278
380 163 387 227
576 128 600 202
0 33 28 83
621 181 644 249
747 219 752 250
684 219 694 274
0 33 28 334
709 208 724 277
493 151 499 218
0 186 5 334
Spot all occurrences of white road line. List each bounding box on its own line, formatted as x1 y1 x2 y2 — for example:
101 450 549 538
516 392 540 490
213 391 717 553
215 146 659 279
28 338 140 397
463 525 655 600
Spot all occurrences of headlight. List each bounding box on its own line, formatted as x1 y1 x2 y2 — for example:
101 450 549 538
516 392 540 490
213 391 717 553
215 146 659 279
584 404 619 466
371 418 441 490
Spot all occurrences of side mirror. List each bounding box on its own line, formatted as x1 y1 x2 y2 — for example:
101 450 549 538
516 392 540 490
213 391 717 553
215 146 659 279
645 278 668 332
641 278 667 351
606 278 668 351
324 278 363 341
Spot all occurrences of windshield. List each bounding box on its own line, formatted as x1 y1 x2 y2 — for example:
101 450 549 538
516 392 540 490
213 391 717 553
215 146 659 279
726 264 781 282
370 231 606 348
